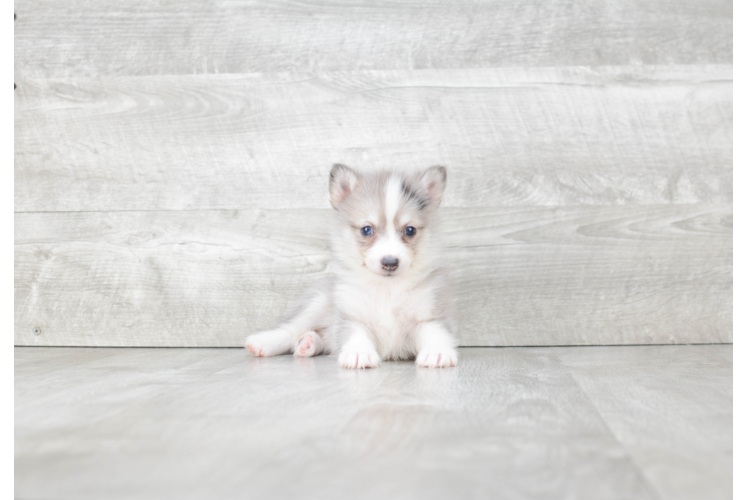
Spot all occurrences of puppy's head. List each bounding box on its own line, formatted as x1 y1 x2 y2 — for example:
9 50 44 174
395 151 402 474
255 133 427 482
329 164 446 278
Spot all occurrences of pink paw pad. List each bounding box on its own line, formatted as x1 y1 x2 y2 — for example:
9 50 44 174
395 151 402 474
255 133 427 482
299 338 312 355
294 331 323 358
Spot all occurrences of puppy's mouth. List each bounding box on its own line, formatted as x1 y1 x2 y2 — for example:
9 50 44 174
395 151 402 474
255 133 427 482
364 263 401 277
379 264 406 277
371 268 398 277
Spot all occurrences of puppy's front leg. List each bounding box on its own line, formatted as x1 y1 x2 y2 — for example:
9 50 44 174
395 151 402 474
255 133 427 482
415 321 458 368
338 322 381 369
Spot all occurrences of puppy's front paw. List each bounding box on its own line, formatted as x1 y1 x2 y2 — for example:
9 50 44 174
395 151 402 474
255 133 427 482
416 348 458 368
338 350 381 369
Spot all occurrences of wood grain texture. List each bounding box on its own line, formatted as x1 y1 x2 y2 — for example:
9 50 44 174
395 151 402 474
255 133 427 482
14 346 732 500
14 0 732 78
730 202 748 343
14 204 732 347
557 346 733 500
730 65 748 343
14 66 733 212
13 0 734 351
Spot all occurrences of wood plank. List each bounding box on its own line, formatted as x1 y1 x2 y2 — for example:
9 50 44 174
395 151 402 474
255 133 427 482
730 202 748 344
557 345 733 500
14 66 733 212
15 347 661 499
14 0 732 78
14 204 732 347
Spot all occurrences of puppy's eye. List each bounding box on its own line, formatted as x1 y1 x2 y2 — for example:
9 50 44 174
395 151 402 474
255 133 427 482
361 226 373 236
404 226 417 237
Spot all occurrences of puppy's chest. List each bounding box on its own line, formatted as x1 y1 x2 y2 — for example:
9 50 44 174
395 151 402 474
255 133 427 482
338 284 432 335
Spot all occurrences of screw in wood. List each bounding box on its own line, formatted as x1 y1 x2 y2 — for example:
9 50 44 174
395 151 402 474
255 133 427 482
33 327 41 336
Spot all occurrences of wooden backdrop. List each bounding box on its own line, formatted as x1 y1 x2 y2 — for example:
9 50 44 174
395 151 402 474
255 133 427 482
14 0 732 347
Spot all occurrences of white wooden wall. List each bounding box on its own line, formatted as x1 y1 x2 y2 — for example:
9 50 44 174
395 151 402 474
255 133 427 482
14 0 732 347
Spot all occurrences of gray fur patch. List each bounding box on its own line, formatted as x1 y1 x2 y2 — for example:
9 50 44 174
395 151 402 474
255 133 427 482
401 181 428 210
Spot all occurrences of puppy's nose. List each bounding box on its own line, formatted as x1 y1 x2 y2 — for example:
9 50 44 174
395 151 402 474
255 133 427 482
381 256 399 271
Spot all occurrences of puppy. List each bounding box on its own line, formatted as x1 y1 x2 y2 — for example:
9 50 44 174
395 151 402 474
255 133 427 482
245 164 458 369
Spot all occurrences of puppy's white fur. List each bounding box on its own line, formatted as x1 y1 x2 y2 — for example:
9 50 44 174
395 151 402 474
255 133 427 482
245 165 458 369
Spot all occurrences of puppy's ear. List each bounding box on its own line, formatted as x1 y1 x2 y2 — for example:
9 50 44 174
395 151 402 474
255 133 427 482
419 166 447 206
329 163 358 209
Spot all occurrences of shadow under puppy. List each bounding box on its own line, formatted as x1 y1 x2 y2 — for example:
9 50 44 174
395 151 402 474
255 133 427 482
245 164 458 369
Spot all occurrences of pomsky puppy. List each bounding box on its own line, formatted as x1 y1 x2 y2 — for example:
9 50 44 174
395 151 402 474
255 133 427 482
245 164 458 369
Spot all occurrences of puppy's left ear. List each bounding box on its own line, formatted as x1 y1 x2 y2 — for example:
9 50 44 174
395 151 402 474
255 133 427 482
419 166 447 206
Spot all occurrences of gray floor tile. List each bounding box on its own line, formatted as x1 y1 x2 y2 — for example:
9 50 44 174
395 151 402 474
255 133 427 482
554 345 732 500
15 346 731 500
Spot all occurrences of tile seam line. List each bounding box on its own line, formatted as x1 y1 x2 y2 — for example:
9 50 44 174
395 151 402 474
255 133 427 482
558 356 665 500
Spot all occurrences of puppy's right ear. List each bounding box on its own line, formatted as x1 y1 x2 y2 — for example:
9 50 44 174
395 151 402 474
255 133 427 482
329 163 358 209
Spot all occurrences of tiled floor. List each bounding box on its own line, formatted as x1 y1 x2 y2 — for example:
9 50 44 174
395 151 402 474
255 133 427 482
14 346 732 500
